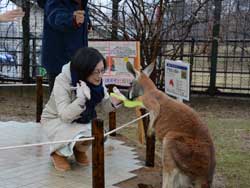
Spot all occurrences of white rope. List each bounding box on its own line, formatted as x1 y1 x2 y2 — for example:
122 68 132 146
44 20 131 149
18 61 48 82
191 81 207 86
0 137 94 151
104 112 150 137
0 112 150 151
0 83 37 87
42 84 49 87
0 83 49 87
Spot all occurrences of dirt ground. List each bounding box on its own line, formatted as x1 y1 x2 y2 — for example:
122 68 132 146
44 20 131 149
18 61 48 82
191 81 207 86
0 94 250 188
1 94 249 122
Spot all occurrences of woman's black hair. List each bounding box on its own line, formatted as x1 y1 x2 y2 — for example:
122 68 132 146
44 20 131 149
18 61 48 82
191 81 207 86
70 47 106 81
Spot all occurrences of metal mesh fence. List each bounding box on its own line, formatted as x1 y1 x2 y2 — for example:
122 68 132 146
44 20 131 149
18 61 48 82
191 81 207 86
0 0 250 95
0 0 43 82
156 0 250 95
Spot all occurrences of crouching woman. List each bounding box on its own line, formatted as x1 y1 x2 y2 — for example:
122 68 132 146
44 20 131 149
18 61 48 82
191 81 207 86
41 47 122 171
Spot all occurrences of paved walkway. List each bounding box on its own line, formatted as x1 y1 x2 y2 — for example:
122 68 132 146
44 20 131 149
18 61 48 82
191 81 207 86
0 121 143 188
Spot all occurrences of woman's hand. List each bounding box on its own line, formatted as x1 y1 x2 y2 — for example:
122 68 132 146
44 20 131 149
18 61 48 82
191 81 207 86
110 87 124 107
73 10 84 27
76 80 91 101
0 8 24 22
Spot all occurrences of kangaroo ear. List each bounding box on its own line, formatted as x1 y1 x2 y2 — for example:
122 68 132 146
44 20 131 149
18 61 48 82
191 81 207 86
142 63 154 77
126 61 140 78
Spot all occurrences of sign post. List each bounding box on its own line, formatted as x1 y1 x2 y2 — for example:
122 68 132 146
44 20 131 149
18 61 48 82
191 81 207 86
165 60 190 102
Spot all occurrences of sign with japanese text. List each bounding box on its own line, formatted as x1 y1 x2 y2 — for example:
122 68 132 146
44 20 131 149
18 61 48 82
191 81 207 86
89 41 140 86
165 59 190 101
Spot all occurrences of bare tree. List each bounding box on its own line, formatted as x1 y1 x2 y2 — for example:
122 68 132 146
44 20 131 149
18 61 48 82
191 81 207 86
112 0 122 39
90 0 211 79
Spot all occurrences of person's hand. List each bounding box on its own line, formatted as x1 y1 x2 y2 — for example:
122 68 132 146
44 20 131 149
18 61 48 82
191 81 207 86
88 24 93 32
0 8 24 22
110 87 124 107
88 26 93 32
73 10 85 26
76 80 91 101
113 87 126 99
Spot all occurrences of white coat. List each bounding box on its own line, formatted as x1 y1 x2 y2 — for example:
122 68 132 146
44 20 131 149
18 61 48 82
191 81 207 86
41 62 114 154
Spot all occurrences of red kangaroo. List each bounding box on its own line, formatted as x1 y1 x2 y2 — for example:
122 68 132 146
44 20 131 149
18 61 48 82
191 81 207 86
126 62 215 188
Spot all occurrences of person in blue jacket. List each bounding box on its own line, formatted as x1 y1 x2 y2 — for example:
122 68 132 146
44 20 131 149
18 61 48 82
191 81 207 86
41 0 92 93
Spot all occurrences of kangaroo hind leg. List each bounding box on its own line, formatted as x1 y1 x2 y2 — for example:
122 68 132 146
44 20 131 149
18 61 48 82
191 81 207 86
162 137 193 188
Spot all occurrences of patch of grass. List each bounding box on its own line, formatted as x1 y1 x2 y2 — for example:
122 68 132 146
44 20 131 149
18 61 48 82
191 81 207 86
206 118 250 188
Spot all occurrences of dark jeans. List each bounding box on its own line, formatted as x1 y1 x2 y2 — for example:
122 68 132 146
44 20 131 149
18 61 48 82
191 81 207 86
48 73 59 94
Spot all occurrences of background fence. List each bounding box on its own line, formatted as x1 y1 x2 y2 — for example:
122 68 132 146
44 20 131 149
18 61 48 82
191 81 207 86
0 0 250 96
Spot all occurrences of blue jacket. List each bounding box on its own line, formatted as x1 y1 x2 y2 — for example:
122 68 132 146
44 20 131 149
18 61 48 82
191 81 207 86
41 0 89 74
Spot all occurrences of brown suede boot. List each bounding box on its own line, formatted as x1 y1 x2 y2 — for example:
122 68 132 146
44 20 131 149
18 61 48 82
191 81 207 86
51 152 71 171
73 148 90 166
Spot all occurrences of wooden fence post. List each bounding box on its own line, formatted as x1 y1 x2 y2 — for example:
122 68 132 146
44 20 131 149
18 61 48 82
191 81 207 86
140 109 155 167
92 118 105 188
108 85 116 136
109 110 116 136
36 76 43 123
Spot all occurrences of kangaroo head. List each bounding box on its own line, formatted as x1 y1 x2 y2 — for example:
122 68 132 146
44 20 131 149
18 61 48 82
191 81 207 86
126 62 155 100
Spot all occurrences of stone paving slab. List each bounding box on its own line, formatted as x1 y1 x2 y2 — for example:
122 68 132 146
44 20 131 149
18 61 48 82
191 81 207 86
0 121 143 188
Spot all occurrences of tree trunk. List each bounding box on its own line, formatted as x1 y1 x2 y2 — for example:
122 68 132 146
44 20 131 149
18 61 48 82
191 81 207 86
112 0 119 39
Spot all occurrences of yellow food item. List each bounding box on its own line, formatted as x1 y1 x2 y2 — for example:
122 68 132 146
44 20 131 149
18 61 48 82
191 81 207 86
110 93 143 108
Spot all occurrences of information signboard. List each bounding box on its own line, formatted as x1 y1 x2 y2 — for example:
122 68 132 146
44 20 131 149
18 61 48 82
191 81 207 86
89 41 140 86
165 59 190 101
